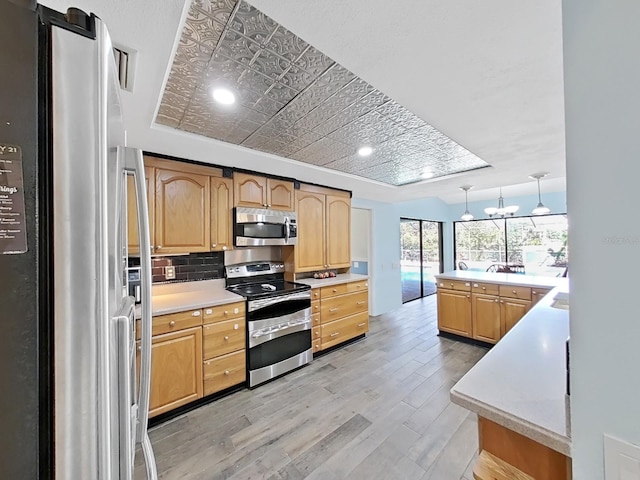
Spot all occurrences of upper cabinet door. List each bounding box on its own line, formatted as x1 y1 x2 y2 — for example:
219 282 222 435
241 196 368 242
210 176 233 252
326 194 351 269
155 168 210 254
295 191 326 272
127 165 155 256
234 172 267 208
267 179 294 211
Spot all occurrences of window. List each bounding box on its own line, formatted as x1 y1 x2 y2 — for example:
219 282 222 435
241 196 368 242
454 214 568 277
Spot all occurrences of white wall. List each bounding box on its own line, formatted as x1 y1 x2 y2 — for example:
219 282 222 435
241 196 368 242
563 0 640 477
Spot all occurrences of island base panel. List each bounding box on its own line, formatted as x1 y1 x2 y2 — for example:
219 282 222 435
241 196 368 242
477 416 571 480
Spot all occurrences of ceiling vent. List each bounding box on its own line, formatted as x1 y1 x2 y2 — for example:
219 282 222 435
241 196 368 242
113 45 136 92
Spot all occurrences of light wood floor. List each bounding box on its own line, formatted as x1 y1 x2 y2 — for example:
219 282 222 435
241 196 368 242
136 295 488 480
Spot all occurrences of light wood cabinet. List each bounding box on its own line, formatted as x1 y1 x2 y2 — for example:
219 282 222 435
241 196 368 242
437 288 472 337
210 176 233 252
127 156 231 256
501 298 531 336
472 293 501 344
531 288 551 306
293 185 351 273
142 326 203 418
233 172 294 211
325 195 351 269
127 166 154 256
314 280 369 352
155 167 210 254
202 301 246 396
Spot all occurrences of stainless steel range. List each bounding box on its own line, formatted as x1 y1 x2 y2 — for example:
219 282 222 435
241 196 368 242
225 250 312 387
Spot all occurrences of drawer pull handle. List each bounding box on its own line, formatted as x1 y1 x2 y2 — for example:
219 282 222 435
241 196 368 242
224 310 229 315
192 311 200 317
234 324 239 330
205 309 213 315
512 290 517 294
224 336 229 341
356 301 366 305
315 331 320 336
532 291 537 294
332 288 337 292
329 308 339 312
224 370 230 375
494 299 498 302
169 320 176 327
365 283 368 287
137 345 141 352
330 332 339 337
205 360 211 366
211 243 217 248
482 286 486 290
357 322 366 327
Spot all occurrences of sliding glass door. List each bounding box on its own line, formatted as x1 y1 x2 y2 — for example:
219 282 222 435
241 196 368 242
401 218 443 303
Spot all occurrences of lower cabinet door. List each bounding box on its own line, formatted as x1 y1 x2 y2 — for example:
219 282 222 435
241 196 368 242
437 289 472 337
143 326 203 418
203 350 246 396
501 298 531 336
320 311 369 350
472 294 501 343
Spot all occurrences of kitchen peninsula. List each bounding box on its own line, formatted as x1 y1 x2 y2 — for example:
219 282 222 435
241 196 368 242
436 271 571 479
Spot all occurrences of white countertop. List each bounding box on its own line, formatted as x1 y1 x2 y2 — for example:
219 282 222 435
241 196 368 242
449 280 571 456
136 279 244 318
295 273 369 288
435 270 565 289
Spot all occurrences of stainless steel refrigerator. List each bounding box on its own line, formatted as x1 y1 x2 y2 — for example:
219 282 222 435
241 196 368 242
0 2 157 478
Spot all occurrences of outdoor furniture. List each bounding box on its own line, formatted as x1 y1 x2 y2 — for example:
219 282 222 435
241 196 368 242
458 261 469 270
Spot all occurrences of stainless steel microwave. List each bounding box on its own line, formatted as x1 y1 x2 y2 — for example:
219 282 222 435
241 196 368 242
234 207 297 246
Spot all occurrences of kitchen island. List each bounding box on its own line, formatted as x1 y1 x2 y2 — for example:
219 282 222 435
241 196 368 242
441 271 571 478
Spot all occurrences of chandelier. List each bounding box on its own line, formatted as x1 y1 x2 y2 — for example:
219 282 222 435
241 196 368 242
484 187 519 217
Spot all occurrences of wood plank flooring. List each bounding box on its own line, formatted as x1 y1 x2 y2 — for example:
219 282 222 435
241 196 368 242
136 295 487 480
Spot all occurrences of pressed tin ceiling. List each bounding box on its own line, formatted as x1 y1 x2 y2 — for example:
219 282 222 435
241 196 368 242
156 0 490 186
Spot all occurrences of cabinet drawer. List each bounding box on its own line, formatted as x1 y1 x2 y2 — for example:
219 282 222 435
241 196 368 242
437 279 471 292
311 299 321 316
203 350 246 396
311 313 321 327
321 291 368 323
311 289 321 300
312 326 321 342
499 285 532 300
137 309 203 339
203 319 246 360
346 281 368 293
471 282 500 295
202 302 245 323
320 311 369 350
320 283 349 298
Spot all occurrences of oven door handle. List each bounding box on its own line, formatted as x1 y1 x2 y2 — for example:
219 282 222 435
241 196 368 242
284 217 290 244
249 320 311 348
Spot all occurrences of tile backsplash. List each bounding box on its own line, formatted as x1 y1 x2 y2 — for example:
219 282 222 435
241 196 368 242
129 251 225 284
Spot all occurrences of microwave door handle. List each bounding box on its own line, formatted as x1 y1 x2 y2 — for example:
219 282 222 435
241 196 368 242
284 217 290 243
120 147 154 448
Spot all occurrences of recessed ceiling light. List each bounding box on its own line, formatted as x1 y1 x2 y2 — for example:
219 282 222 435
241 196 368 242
358 146 373 157
212 88 235 105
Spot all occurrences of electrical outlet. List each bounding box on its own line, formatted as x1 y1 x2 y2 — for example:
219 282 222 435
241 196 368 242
164 266 176 279
354 261 359 268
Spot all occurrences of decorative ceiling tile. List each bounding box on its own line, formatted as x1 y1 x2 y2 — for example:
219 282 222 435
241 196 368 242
216 29 260 66
266 25 310 62
294 45 334 76
157 0 491 186
229 1 278 41
183 2 227 49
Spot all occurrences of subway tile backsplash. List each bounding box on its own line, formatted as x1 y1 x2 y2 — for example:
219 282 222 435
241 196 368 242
128 251 224 284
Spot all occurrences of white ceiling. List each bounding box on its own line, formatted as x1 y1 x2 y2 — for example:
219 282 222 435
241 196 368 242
40 0 566 204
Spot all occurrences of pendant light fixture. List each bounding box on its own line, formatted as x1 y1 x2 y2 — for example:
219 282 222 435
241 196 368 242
530 172 551 215
460 186 474 221
484 187 519 217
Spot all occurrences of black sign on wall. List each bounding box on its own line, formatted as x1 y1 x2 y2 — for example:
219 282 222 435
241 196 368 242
0 143 28 254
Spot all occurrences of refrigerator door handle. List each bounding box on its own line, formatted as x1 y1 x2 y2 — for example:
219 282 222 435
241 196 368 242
120 146 157 479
